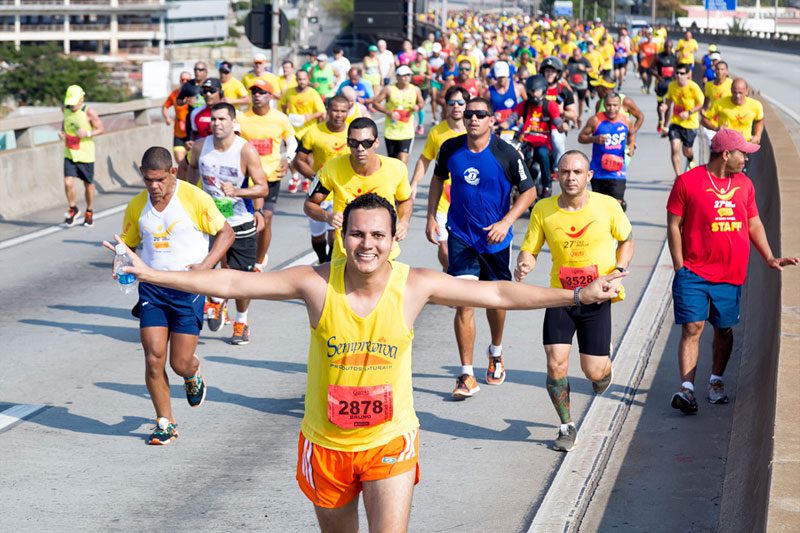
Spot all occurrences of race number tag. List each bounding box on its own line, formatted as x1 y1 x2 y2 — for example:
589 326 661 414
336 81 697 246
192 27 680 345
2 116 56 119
327 384 393 429
65 134 81 150
661 66 674 78
570 73 584 85
395 109 412 122
559 265 599 290
249 138 273 156
600 153 625 172
213 196 234 218
412 75 424 86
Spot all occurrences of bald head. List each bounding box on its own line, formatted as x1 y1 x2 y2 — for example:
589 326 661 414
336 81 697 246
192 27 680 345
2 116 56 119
731 78 748 105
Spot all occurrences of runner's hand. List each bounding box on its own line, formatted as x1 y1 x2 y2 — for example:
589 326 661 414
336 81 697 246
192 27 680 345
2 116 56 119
425 215 441 245
409 182 418 201
254 210 265 232
102 235 152 280
220 182 236 197
396 220 409 241
767 257 800 271
279 159 289 177
514 252 534 282
483 219 512 244
327 211 343 229
165 116 173 126
580 271 628 303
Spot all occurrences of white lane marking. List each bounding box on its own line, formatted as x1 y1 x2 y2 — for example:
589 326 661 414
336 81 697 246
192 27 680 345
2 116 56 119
0 204 128 251
529 240 675 532
760 92 800 125
0 404 47 432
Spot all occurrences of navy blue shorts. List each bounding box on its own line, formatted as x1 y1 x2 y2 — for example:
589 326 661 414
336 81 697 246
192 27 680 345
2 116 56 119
137 282 204 335
446 232 512 281
672 267 741 328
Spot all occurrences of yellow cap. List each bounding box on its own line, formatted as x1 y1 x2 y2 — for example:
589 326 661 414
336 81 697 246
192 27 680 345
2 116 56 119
64 85 85 106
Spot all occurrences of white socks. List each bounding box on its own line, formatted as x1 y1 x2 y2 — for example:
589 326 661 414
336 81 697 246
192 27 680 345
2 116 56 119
682 381 694 392
461 365 474 376
235 310 248 324
489 344 502 357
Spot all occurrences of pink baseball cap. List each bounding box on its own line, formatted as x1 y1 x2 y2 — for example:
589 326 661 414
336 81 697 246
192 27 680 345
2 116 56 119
711 128 760 154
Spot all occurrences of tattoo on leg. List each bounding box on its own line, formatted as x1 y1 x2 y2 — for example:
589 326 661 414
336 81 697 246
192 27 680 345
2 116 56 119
546 375 571 424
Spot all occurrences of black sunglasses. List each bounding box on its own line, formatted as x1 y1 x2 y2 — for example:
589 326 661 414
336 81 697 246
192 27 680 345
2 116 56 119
446 99 466 106
464 110 492 120
459 66 472 71
202 87 218 94
347 138 376 149
194 67 207 71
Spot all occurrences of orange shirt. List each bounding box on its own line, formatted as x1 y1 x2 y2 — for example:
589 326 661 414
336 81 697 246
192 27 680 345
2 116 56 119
163 88 190 139
639 42 658 69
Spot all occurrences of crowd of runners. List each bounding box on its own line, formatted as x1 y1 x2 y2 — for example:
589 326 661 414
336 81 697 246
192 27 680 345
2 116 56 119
53 8 796 531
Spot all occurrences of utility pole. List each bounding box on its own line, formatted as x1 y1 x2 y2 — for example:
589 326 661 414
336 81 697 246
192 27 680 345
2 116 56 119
611 0 616 24
294 0 311 65
271 0 280 70
407 0 414 41
652 0 656 25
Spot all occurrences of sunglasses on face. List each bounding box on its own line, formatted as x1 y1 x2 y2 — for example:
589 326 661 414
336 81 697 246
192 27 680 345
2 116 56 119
459 66 471 71
446 99 466 106
251 89 269 96
347 138 376 149
464 110 492 120
202 88 218 94
194 67 206 71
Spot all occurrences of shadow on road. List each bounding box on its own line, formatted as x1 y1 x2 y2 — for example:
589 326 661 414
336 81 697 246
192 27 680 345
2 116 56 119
19 318 140 343
48 304 135 321
205 355 307 375
95 382 305 419
18 405 150 439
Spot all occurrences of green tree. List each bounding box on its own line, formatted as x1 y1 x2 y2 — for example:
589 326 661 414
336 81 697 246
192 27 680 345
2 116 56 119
322 0 354 25
0 44 126 106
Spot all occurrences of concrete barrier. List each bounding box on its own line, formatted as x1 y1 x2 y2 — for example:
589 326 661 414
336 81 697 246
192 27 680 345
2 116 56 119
0 100 171 220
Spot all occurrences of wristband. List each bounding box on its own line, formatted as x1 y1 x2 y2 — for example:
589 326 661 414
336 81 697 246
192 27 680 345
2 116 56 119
574 286 583 307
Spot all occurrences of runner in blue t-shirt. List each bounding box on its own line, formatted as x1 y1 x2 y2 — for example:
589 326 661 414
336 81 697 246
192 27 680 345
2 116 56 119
426 97 536 400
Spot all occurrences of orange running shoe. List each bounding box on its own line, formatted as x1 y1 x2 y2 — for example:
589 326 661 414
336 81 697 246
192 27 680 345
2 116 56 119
486 349 506 385
451 374 480 399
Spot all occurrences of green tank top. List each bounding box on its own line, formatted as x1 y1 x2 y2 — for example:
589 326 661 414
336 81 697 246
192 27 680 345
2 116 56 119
63 105 95 163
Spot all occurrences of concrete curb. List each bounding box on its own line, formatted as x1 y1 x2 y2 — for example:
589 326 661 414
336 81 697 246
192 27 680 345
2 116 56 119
528 240 675 532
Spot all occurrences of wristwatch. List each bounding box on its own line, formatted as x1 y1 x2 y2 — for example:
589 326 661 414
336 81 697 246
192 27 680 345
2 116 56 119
615 266 627 273
573 287 583 307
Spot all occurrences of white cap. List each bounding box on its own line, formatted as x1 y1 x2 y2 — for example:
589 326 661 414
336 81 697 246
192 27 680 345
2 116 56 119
316 53 328 62
253 52 267 62
396 65 413 76
115 243 127 255
463 42 473 50
709 52 721 60
417 46 427 56
493 61 510 78
432 42 442 53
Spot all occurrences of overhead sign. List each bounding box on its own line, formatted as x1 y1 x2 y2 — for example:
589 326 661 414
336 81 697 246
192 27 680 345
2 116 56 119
704 0 736 11
553 1 574 17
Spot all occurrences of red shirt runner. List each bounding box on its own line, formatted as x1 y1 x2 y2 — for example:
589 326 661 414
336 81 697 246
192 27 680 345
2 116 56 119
667 165 758 285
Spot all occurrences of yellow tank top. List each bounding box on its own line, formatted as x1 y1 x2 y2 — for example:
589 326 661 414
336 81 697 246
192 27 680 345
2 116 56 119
383 85 417 141
63 105 95 163
301 260 418 451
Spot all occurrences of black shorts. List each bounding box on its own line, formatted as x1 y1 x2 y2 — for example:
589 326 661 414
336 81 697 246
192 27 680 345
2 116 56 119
262 181 280 211
385 138 413 158
601 69 612 78
591 179 626 203
574 88 589 101
64 158 94 184
668 124 698 148
543 301 612 356
420 89 429 101
228 220 258 271
446 232 512 281
173 136 188 149
655 80 670 98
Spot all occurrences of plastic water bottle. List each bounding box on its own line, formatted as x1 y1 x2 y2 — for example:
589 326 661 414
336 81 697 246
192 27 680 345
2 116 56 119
113 243 136 294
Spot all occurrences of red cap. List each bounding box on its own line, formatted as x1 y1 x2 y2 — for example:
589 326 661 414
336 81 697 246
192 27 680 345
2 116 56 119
250 79 275 95
710 128 760 154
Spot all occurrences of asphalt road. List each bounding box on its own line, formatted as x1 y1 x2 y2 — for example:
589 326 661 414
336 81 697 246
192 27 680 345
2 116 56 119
0 49 789 529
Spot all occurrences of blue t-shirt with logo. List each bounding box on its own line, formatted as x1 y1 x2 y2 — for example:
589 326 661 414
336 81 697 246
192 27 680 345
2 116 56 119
434 134 533 253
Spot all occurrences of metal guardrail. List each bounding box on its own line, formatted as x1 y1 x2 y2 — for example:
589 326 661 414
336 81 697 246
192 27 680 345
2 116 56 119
4 98 162 149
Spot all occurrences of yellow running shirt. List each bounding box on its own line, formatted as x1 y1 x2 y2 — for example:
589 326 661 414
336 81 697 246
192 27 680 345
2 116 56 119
222 78 248 102
706 96 764 141
421 121 465 215
317 154 410 258
242 71 281 93
301 259 418 451
676 38 698 65
666 80 705 129
520 192 632 300
383 85 418 141
279 86 326 139
300 122 350 173
237 109 296 182
703 78 733 108
63 105 95 163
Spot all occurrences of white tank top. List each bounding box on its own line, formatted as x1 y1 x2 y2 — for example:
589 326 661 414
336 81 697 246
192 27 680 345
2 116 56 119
198 135 254 227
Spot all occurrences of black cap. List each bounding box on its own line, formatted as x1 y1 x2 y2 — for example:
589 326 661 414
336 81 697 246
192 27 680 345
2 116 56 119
219 61 232 73
202 77 223 91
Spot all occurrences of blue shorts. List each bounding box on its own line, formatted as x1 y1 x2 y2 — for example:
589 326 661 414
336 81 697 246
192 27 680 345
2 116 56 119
137 282 204 335
672 267 741 328
446 233 512 281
